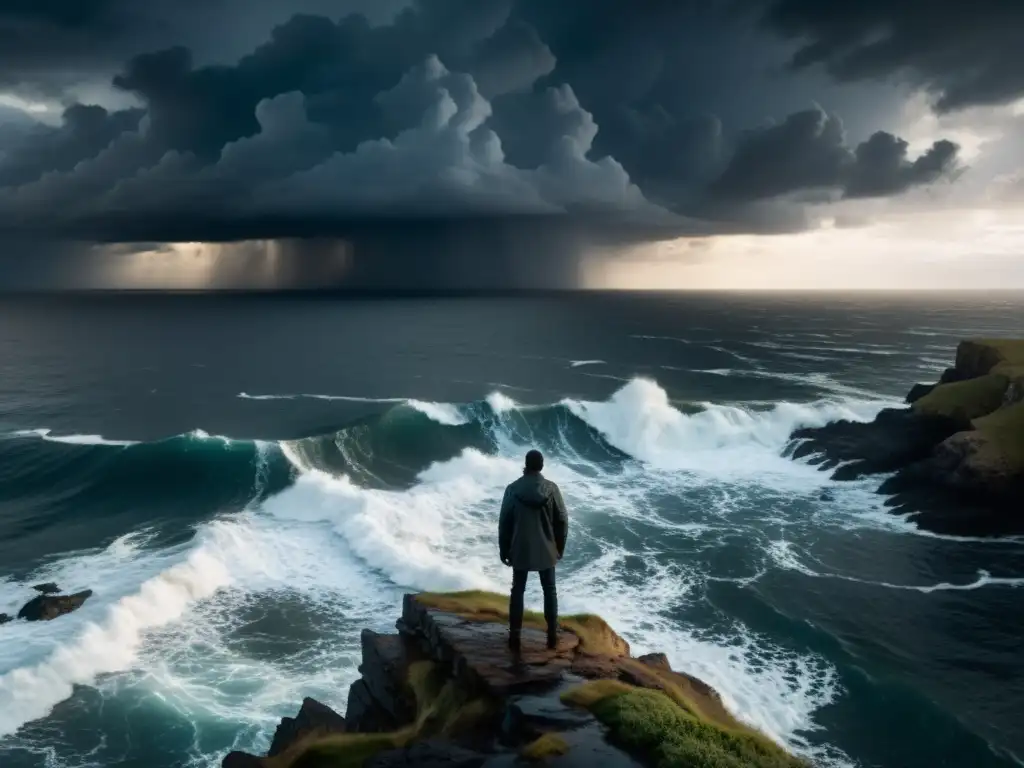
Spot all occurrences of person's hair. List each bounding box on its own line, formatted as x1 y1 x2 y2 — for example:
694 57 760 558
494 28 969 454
524 449 544 473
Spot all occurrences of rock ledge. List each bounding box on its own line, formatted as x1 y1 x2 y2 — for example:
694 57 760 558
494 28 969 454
223 591 805 767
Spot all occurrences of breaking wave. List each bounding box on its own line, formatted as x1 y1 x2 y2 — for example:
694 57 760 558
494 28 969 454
5 376 1008 767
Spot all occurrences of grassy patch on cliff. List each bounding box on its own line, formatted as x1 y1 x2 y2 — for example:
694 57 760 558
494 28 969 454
616 657 740 733
913 373 1008 423
415 590 630 655
973 339 1024 373
973 402 1024 465
269 660 497 768
562 681 807 768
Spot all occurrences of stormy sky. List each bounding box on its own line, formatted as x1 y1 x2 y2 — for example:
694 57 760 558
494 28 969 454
0 0 1021 289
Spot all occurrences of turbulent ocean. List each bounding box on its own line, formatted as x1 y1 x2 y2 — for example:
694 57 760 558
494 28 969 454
0 292 1022 768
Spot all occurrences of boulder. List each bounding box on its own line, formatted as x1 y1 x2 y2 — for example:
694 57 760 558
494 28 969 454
32 582 61 594
268 697 346 757
0 614 11 625
17 589 92 621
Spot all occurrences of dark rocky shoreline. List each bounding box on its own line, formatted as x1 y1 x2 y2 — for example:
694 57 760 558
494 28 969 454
788 339 1024 537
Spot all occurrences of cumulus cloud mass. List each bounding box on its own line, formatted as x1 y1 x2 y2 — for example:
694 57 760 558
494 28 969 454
0 0 1020 289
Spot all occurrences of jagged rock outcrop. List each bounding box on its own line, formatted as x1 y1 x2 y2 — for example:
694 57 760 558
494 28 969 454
268 698 348 758
792 339 1024 536
789 407 960 480
16 587 93 622
224 591 805 768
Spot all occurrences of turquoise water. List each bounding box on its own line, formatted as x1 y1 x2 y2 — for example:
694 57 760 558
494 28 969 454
0 292 1022 767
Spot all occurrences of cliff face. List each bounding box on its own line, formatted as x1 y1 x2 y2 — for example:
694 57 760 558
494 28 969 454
224 591 806 768
791 339 1024 536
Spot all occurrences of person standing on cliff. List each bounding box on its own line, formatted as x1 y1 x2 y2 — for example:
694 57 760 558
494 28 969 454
498 449 569 652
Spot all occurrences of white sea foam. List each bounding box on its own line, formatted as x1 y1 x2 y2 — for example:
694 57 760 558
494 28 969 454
630 334 694 344
486 391 518 413
0 530 233 737
562 378 883 478
238 392 404 403
569 359 605 368
240 392 471 426
254 443 848 759
0 377 944 764
406 400 469 426
767 542 1024 592
186 428 264 446
8 428 138 446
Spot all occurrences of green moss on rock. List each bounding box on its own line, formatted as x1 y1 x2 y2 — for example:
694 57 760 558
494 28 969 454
268 657 495 768
521 733 571 761
415 590 630 656
972 401 1024 466
912 373 1008 423
955 339 1024 378
563 682 807 768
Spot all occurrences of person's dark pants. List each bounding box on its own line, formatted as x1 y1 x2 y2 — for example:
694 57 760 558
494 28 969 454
509 567 557 637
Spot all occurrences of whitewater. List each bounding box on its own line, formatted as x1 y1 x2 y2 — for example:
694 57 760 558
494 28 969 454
5 375 1008 767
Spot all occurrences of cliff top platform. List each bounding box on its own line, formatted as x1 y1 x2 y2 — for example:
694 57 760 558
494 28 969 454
225 591 806 768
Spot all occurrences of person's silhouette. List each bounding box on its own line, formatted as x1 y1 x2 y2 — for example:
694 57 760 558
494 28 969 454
498 449 569 651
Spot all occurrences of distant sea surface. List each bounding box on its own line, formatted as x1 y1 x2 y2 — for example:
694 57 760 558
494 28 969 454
0 291 1022 768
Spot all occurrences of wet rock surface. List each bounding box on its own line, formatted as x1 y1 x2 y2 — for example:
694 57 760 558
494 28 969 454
223 593 744 767
267 697 347 757
367 740 487 768
789 407 959 480
16 588 93 621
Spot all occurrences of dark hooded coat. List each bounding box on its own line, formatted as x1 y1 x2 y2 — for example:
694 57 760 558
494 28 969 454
498 472 568 571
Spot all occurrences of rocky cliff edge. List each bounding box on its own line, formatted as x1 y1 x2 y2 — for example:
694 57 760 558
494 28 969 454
223 591 806 768
790 339 1024 536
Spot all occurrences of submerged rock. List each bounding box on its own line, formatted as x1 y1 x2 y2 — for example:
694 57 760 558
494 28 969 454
17 589 93 621
32 582 61 594
0 614 11 625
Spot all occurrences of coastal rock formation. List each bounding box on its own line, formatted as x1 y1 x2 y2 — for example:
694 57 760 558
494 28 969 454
223 591 806 768
16 587 93 622
791 339 1024 536
268 698 348 758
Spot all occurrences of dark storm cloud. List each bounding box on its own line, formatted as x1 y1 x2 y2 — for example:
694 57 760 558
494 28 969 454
709 107 960 202
0 103 142 187
758 0 1024 112
0 0 974 288
0 0 410 93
